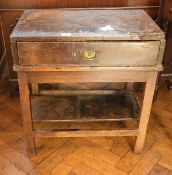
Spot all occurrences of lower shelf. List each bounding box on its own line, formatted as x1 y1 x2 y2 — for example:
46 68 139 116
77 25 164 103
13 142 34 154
31 93 140 133
31 93 140 123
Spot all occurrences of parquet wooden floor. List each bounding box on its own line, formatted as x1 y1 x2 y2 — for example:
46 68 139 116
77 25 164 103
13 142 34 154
0 73 171 175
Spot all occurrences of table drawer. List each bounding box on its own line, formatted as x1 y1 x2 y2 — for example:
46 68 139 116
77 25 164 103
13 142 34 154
17 41 160 66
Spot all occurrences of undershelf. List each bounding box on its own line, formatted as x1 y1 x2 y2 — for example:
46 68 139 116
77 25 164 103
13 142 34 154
31 93 139 122
31 93 140 134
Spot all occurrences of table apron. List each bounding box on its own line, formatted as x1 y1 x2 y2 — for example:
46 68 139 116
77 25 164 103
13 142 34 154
26 70 151 83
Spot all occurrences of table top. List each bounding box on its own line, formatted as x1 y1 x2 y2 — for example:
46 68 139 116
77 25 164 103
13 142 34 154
11 9 164 41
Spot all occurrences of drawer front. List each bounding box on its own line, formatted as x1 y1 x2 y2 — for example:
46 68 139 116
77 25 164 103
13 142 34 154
17 41 160 66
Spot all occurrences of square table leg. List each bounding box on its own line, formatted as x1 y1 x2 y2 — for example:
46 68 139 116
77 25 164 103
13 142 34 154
18 72 36 156
134 71 158 153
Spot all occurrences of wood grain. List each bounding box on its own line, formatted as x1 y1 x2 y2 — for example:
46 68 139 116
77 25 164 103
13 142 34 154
135 71 158 153
17 41 160 66
0 0 160 9
11 9 164 42
17 72 36 155
27 71 149 83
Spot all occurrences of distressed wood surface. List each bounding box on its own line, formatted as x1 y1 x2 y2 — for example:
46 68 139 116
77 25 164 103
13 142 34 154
27 71 149 83
33 130 138 138
11 9 164 42
31 94 139 122
135 71 158 153
17 72 36 155
17 41 160 66
13 65 163 72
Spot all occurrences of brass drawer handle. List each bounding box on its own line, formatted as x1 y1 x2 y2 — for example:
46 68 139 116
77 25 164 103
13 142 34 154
80 50 99 61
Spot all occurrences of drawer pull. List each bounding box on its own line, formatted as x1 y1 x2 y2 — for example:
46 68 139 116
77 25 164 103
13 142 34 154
80 50 98 60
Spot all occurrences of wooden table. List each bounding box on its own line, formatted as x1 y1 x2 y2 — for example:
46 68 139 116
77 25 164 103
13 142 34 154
11 9 165 155
0 1 160 93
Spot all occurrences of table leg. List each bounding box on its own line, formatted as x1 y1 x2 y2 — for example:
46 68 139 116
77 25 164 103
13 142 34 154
18 72 36 156
134 71 158 153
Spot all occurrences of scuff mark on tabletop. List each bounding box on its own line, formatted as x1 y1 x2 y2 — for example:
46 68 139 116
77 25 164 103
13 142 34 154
99 25 114 31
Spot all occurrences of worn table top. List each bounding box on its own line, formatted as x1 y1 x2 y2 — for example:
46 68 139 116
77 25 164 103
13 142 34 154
11 9 164 41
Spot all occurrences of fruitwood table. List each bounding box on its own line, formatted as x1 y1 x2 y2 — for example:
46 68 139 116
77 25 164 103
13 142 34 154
11 9 165 155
